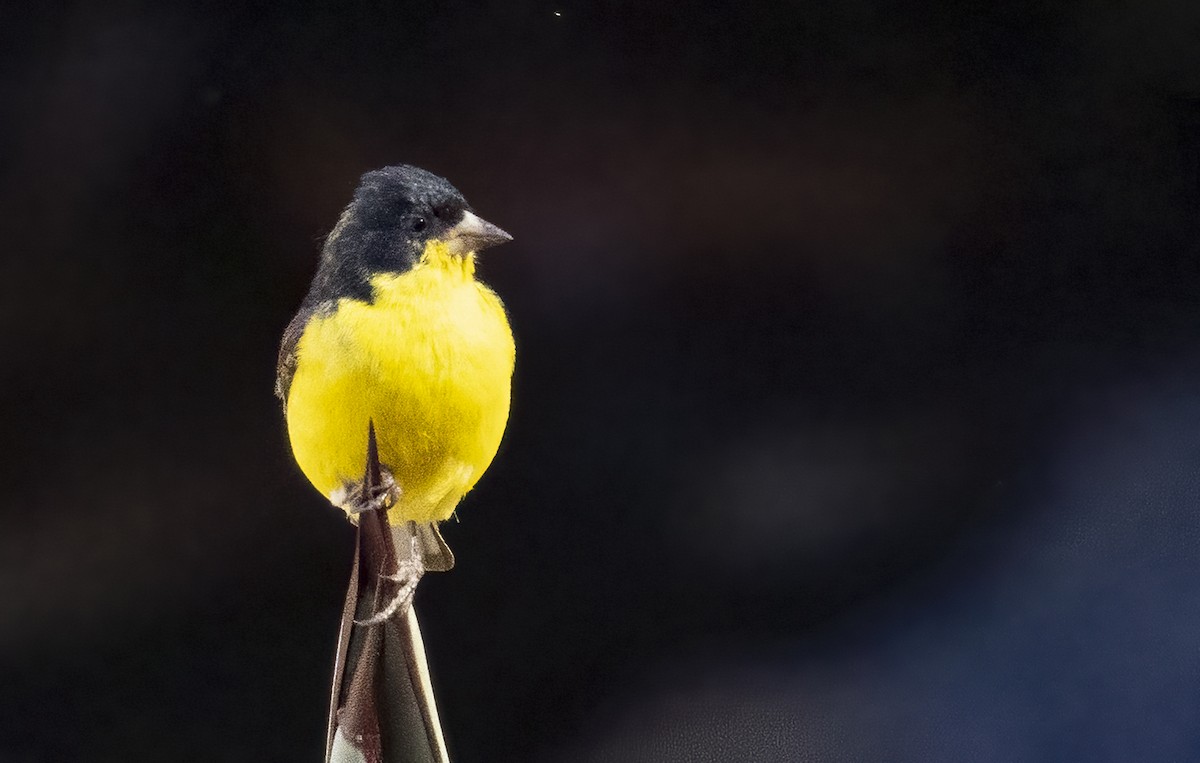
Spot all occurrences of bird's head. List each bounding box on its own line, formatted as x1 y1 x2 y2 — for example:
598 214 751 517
316 165 512 299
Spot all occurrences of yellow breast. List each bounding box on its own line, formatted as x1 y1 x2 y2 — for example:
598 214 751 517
286 243 515 524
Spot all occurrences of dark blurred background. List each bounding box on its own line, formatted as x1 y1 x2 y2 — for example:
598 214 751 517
3 1 1200 760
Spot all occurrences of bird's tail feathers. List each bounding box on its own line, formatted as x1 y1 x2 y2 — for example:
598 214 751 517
392 521 455 572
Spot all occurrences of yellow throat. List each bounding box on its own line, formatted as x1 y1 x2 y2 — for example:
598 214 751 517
285 240 515 524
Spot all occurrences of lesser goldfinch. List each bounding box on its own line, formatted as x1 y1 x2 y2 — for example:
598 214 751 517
276 164 514 618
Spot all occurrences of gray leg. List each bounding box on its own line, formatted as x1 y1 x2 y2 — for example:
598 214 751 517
356 520 426 625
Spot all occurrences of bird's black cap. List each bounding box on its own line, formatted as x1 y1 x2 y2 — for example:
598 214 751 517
352 165 467 232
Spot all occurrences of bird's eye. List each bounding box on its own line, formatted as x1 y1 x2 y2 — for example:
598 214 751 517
411 217 427 233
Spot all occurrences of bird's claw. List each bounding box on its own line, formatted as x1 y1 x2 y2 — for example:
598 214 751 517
338 468 401 515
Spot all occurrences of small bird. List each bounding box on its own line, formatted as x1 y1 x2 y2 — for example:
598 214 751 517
276 164 515 620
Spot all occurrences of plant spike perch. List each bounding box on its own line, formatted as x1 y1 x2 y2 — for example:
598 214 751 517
327 422 452 763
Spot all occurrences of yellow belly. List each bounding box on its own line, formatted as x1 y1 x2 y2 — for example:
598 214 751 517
285 253 514 524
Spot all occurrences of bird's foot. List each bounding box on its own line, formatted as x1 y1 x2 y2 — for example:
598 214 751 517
334 467 401 515
355 522 427 625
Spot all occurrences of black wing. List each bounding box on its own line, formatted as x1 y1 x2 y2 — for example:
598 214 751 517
274 300 332 406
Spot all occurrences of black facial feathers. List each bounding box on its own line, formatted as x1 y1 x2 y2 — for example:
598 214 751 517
304 165 471 305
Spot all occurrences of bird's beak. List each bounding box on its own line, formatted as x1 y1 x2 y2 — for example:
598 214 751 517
443 210 513 256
